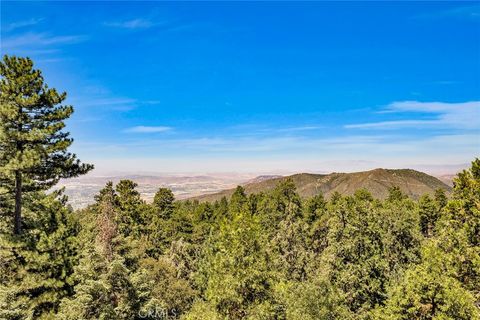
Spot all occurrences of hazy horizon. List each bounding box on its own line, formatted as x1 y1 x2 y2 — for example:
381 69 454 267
69 160 469 177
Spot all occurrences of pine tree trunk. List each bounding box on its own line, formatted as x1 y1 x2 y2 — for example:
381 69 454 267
14 171 22 234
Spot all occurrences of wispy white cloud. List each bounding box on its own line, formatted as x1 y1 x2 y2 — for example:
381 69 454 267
103 17 192 33
143 100 162 105
226 123 322 135
80 97 136 107
35 57 70 64
73 133 479 173
68 86 158 114
447 5 480 19
277 126 322 132
2 18 44 32
72 97 138 112
346 120 433 129
124 126 172 133
104 18 160 29
429 80 460 85
415 5 480 20
84 135 383 154
346 101 480 130
2 32 87 49
384 100 479 114
0 32 88 60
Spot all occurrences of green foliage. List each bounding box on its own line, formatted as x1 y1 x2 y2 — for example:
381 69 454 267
195 211 280 319
58 257 139 320
376 244 479 320
303 193 326 223
229 186 248 217
153 188 175 218
275 279 351 320
0 191 80 319
0 55 93 234
115 180 145 237
1 57 478 318
323 193 421 316
270 206 311 282
258 178 302 232
387 186 407 202
3 159 479 319
134 257 196 318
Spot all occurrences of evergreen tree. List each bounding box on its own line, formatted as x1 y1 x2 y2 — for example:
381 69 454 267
324 193 421 317
418 194 438 237
115 180 144 237
433 188 447 211
303 193 326 223
387 186 407 202
377 244 479 320
95 182 118 261
145 188 176 258
0 191 80 319
194 211 280 319
58 184 141 320
213 196 229 220
436 159 480 304
152 188 175 219
133 256 196 319
376 159 480 319
270 206 311 282
0 55 93 234
229 186 248 216
185 202 214 246
274 278 350 320
258 178 302 232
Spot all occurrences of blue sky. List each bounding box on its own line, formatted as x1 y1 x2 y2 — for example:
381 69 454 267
1 1 479 174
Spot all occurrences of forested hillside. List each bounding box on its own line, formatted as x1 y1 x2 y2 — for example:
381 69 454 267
1 56 479 319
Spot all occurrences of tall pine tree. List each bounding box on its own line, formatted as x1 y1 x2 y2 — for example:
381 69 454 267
0 55 93 234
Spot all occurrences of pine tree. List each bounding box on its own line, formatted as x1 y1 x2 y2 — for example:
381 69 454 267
145 188 176 258
258 178 302 232
269 212 311 281
303 193 326 224
0 191 81 319
324 193 421 316
437 159 480 304
229 186 248 216
195 211 280 319
418 194 438 237
58 184 141 320
115 180 144 236
0 55 93 234
152 188 175 219
376 244 479 320
95 182 118 261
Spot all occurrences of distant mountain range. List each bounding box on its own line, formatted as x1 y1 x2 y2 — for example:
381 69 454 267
191 168 452 202
56 168 457 209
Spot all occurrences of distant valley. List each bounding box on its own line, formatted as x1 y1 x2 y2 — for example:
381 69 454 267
56 173 258 209
57 168 458 209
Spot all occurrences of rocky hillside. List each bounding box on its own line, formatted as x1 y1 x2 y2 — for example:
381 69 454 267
191 168 451 202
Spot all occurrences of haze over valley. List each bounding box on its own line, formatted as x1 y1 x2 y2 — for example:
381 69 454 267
56 172 258 208
58 164 465 209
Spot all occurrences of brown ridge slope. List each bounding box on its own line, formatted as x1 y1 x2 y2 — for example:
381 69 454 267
190 168 452 202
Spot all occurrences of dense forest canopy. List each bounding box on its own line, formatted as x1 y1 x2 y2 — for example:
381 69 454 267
0 56 479 319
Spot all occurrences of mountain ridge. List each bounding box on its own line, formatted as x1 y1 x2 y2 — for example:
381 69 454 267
190 168 452 202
